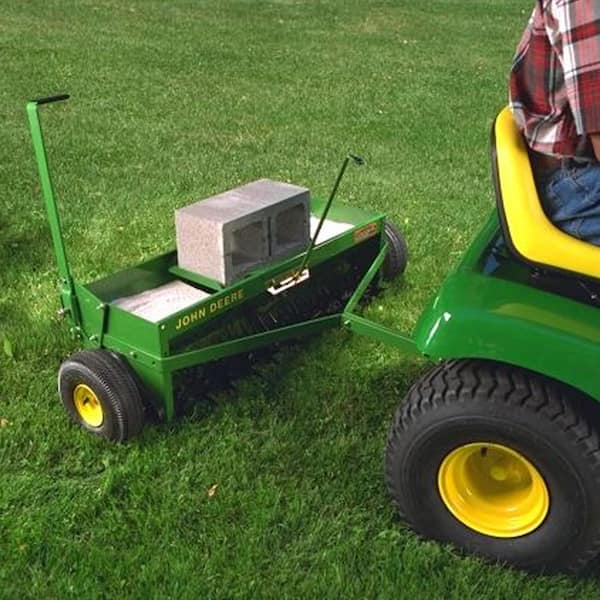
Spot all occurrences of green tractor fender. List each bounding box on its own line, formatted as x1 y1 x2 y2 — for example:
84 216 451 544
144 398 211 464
414 267 600 404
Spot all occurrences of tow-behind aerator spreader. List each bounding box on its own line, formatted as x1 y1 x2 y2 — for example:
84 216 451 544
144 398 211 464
29 96 600 573
27 94 410 441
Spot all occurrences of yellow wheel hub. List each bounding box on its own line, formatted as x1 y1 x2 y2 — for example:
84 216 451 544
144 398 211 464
73 384 104 428
437 442 549 538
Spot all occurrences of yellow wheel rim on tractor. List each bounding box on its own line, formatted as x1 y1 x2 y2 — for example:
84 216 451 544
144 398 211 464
437 442 549 538
73 383 104 428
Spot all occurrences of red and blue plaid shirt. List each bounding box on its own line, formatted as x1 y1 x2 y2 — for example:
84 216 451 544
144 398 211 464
509 0 600 158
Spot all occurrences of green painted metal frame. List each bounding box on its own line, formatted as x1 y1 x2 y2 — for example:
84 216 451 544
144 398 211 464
341 240 417 353
29 96 405 423
71 203 389 421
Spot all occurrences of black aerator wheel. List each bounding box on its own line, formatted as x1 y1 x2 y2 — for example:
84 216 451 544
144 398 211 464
382 220 408 280
58 349 144 442
385 359 600 572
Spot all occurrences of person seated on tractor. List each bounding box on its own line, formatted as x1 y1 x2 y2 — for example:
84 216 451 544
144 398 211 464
509 0 600 246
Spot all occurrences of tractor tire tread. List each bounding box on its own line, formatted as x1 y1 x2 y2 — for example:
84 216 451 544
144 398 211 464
385 358 600 572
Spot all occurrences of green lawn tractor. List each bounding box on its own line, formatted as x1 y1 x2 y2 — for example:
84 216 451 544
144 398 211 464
28 96 600 573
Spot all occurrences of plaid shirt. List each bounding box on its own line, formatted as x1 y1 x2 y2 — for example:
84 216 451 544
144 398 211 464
509 0 600 158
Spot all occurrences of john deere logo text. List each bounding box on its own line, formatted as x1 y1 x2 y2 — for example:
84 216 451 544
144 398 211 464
175 289 245 330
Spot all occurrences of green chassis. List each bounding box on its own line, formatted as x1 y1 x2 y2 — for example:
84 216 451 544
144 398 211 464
28 97 600 426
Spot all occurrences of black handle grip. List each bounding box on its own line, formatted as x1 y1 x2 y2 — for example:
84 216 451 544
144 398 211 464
348 153 365 166
32 94 70 105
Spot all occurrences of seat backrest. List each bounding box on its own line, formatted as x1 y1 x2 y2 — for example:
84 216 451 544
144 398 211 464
492 107 600 280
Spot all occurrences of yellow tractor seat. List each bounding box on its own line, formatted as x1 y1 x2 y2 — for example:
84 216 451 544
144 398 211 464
492 107 600 280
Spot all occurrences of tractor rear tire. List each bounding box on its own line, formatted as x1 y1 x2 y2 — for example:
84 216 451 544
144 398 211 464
382 221 408 280
58 349 144 442
385 359 600 572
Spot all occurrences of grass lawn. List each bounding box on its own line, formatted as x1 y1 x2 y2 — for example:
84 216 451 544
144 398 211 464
2 0 599 597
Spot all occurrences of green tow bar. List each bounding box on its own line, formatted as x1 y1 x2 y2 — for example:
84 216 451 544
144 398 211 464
342 240 416 354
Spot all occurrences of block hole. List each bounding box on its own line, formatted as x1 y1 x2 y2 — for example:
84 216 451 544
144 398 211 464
231 221 265 271
274 204 306 251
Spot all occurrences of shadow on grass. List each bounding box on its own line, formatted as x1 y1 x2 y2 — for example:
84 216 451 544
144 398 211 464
168 274 415 422
172 333 427 425
171 346 284 421
172 346 600 582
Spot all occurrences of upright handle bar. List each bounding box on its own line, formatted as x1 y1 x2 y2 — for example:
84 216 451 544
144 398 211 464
26 93 80 327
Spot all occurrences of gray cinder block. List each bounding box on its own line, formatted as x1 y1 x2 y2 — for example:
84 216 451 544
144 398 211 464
241 179 310 260
175 179 310 285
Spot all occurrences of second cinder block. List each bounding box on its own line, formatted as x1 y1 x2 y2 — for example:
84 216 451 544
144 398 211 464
175 179 310 285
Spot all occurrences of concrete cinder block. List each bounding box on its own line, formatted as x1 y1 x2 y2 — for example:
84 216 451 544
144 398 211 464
112 280 211 323
241 179 310 260
175 179 310 285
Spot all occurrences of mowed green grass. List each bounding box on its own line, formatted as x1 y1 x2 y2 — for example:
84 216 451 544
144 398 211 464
2 1 598 597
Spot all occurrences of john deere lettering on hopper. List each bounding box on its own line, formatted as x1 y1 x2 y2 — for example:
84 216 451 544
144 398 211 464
175 289 245 330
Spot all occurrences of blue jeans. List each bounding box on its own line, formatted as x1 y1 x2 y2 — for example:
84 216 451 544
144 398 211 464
540 162 600 246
